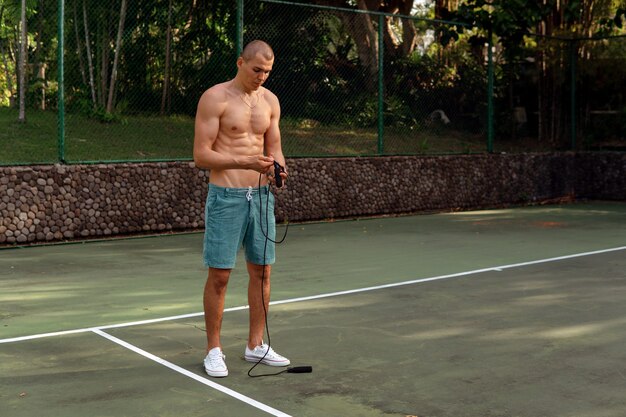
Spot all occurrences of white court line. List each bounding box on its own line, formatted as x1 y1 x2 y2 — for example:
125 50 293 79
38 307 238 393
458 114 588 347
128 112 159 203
92 329 292 417
270 245 626 305
1 245 625 345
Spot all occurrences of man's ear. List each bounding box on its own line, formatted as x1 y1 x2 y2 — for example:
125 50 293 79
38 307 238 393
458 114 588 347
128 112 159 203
236 56 244 69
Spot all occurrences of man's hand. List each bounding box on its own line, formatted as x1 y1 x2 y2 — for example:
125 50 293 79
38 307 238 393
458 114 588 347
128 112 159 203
244 155 275 174
266 156 287 188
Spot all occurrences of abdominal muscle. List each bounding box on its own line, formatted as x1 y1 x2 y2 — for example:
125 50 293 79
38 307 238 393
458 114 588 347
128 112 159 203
209 131 270 188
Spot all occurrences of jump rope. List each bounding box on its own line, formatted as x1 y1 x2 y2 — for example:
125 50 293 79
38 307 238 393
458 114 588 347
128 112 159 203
247 162 312 377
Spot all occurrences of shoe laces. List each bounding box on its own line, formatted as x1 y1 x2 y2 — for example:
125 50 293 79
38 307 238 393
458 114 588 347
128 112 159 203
208 349 226 367
258 344 279 358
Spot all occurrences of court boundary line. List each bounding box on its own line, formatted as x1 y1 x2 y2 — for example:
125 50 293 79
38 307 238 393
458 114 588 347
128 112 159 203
1 245 625 345
91 329 292 417
2 245 625 417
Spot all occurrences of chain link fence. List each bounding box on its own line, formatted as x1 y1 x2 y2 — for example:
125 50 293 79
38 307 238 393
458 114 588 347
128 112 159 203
246 0 487 156
494 34 626 153
0 0 624 165
577 36 626 149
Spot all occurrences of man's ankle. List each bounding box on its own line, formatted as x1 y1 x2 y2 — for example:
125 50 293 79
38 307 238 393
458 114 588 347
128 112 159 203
247 340 263 350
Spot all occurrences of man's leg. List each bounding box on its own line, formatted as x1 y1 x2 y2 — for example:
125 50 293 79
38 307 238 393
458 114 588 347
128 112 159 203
246 261 271 349
244 261 290 366
204 267 231 351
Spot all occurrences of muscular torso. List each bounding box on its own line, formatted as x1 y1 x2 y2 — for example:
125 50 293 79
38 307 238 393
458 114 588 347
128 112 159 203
210 82 272 188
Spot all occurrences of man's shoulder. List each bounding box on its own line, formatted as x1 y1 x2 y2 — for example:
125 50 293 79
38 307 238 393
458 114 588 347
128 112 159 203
199 82 231 106
260 87 279 105
196 83 232 118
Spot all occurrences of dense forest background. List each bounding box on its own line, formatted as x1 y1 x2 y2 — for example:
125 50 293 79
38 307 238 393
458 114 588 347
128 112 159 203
1 0 625 158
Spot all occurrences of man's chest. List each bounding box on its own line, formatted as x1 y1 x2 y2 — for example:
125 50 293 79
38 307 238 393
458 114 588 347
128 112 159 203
221 100 271 135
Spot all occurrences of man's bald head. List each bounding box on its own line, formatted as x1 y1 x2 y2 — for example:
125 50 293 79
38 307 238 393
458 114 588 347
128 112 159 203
241 40 274 62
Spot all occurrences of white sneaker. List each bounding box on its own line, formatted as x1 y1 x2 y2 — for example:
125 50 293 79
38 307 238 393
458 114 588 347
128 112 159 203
204 347 228 377
245 343 290 367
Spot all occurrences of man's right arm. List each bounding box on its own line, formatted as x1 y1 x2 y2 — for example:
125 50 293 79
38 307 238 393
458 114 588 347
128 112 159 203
193 88 238 170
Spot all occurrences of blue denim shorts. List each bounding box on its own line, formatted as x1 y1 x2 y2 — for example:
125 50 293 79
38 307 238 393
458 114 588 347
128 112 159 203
203 184 276 269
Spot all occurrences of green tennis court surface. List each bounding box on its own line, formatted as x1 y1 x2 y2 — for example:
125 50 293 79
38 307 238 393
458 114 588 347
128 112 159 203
1 201 625 417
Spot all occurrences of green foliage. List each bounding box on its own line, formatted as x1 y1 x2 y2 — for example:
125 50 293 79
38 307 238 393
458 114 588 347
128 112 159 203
58 0 240 117
245 3 345 120
385 45 486 134
64 89 125 124
452 0 549 60
27 77 57 107
598 7 626 35
1 0 625 160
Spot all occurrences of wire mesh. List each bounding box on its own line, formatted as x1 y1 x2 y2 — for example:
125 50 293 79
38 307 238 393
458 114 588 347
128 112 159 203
0 0 624 166
60 0 230 163
0 0 59 165
577 36 626 150
246 0 488 156
492 34 626 152
491 35 574 153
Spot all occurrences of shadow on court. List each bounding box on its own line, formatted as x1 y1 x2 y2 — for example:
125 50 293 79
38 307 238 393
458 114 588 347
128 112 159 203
1 201 625 417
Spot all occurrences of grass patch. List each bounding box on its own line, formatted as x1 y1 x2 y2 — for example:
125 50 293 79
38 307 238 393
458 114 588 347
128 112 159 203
64 112 194 162
0 108 59 164
1 108 557 165
0 108 194 164
280 120 488 156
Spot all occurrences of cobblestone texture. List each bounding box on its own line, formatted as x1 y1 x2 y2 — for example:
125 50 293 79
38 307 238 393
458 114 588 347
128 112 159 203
1 153 624 245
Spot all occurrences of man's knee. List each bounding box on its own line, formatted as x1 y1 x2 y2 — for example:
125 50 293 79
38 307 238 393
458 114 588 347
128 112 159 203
208 268 231 290
247 263 271 282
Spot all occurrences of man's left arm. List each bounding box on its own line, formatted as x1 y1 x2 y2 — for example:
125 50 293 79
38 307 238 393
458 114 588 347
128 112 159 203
264 92 287 183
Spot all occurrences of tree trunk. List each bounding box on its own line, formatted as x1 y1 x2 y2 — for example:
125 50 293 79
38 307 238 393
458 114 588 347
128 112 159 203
313 0 418 90
536 0 576 146
83 0 97 108
161 0 173 116
434 0 460 62
0 40 14 107
37 64 46 110
35 0 45 110
106 0 127 113
403 23 417 56
99 17 108 108
18 0 27 122
381 0 417 58
0 6 16 107
339 0 379 91
73 0 87 87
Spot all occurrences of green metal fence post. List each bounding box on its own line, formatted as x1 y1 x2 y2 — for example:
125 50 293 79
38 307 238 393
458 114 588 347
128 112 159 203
57 0 65 163
487 28 494 153
377 14 384 155
237 0 244 56
570 39 577 150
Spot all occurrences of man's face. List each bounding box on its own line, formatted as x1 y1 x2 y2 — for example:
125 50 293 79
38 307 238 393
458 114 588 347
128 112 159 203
238 53 274 91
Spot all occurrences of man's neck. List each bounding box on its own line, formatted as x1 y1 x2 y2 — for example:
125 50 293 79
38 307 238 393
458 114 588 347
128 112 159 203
230 79 253 95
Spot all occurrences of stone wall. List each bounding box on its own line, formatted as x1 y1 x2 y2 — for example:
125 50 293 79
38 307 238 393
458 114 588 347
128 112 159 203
574 152 626 200
1 152 624 245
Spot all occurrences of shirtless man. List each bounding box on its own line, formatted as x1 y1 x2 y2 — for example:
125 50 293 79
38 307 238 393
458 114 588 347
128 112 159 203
193 40 289 377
